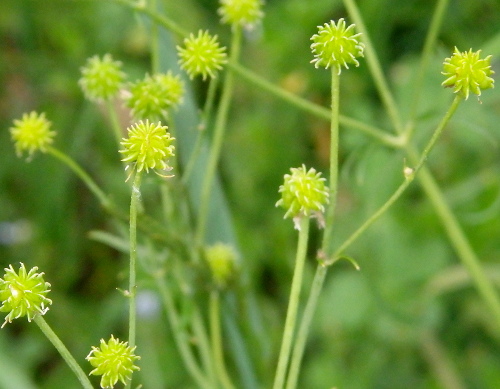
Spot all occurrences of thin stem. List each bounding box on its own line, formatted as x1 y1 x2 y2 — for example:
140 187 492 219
343 0 404 134
287 96 462 389
128 172 142 350
182 76 220 185
322 69 340 256
155 276 211 389
107 0 188 38
285 264 327 389
405 0 450 138
335 96 462 257
149 0 160 74
273 217 310 389
196 28 242 247
34 316 94 389
192 307 217 386
210 290 236 389
46 146 111 210
229 62 401 148
106 100 123 145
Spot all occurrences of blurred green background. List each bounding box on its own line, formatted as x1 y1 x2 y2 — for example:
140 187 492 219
1 0 500 388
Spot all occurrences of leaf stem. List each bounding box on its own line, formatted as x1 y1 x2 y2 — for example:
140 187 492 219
273 217 310 389
34 316 94 389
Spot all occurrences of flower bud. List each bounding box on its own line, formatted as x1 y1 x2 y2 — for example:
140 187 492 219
218 0 264 31
205 243 238 289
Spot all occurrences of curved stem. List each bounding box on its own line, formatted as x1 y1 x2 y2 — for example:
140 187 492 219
273 217 310 389
47 146 111 210
196 28 242 247
34 316 94 389
229 62 400 148
343 0 404 134
210 290 236 389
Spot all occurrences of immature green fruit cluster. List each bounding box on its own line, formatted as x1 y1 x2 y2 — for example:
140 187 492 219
218 0 264 30
119 120 175 176
10 111 56 158
310 18 364 74
86 335 140 389
276 165 329 222
205 243 238 289
177 30 228 80
442 47 495 100
0 263 52 328
79 54 126 102
126 72 184 120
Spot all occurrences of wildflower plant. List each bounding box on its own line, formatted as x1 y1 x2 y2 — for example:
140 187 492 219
10 111 55 158
6 2 500 389
0 263 52 327
177 30 228 80
86 335 140 389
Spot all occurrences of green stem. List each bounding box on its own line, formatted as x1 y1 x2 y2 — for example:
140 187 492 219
182 76 220 185
192 307 217 386
106 100 123 145
46 146 111 210
155 276 211 389
273 217 310 389
196 28 242 247
343 0 404 134
322 69 340 256
149 0 159 74
405 0 450 136
334 95 462 257
128 172 142 350
229 62 400 148
107 0 187 38
210 290 236 389
34 316 94 389
286 96 462 389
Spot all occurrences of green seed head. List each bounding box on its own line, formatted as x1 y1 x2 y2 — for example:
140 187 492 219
218 0 264 30
0 263 52 328
205 243 238 289
311 19 364 74
86 335 140 389
126 72 184 121
177 30 228 80
442 47 495 100
119 120 175 177
10 111 56 158
276 164 329 225
79 54 126 102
